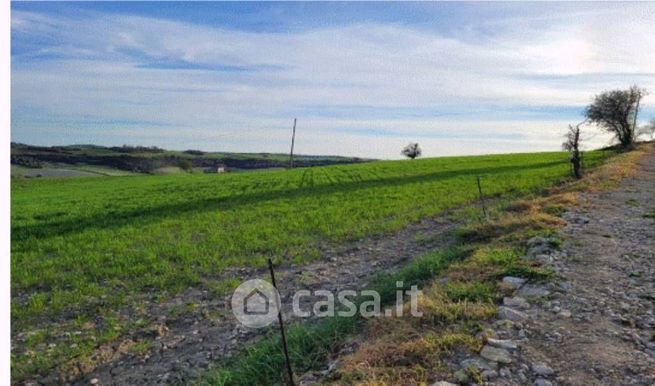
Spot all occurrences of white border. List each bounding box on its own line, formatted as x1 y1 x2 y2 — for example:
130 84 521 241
1 0 11 383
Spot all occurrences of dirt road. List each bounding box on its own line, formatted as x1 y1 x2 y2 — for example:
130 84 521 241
517 147 655 385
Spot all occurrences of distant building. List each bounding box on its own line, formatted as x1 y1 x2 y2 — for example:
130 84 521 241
203 165 226 173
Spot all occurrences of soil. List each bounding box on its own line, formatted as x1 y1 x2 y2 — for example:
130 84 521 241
70 209 463 385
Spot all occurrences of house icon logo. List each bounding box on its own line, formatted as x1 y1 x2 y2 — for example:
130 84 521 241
244 288 269 315
232 279 280 328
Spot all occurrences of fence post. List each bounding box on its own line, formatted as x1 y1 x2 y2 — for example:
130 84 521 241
267 258 295 386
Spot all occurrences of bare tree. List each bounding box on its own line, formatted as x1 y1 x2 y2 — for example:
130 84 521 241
401 142 422 159
585 85 647 147
562 121 584 179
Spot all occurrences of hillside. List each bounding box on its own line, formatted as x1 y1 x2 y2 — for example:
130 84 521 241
10 143 367 177
10 149 618 384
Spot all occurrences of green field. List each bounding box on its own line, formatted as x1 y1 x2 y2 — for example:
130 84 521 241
11 150 612 380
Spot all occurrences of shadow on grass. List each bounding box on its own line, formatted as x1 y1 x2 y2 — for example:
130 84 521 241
12 161 563 243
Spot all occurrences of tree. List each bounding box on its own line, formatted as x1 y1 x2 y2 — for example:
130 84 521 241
585 85 647 147
401 142 422 159
178 159 193 172
562 122 584 179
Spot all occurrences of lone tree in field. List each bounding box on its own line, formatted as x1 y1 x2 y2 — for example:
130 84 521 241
585 85 647 147
563 121 585 179
401 142 422 159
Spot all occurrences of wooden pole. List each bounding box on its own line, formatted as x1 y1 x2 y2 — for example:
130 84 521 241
476 175 487 219
289 118 297 168
267 258 295 386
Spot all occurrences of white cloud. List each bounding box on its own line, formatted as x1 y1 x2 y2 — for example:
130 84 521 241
10 5 655 158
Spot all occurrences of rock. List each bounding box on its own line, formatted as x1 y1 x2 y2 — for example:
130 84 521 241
525 236 556 258
518 329 527 339
517 284 551 298
532 363 555 376
503 276 527 288
534 254 553 263
431 382 457 386
578 216 591 224
527 236 549 248
454 369 469 383
480 345 513 364
534 378 553 386
645 348 655 358
557 281 572 292
498 306 529 322
504 296 530 309
298 371 322 385
526 247 552 259
90 379 99 385
460 357 498 371
558 310 572 318
518 370 528 382
487 338 518 350
482 369 498 380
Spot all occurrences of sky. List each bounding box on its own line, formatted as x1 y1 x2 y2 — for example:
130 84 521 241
10 2 655 159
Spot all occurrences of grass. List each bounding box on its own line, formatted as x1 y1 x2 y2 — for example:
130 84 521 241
316 243 537 385
11 149 614 381
203 246 473 385
325 145 653 384
326 200 570 384
204 144 652 385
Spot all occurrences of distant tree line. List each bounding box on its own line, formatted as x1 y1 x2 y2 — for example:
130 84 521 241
110 145 165 153
11 155 43 168
10 143 366 173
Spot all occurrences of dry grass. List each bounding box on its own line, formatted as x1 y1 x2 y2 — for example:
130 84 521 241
458 145 651 245
458 194 574 244
561 143 652 193
330 145 651 385
334 286 491 385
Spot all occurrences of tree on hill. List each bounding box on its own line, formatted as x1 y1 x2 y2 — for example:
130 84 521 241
585 85 647 148
401 142 422 159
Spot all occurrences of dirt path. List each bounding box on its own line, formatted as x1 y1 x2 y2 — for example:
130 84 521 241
516 148 655 385
74 211 461 385
431 147 655 386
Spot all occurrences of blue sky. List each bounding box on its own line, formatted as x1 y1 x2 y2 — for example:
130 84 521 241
11 2 655 158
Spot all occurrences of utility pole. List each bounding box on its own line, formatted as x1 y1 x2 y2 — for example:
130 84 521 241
289 118 297 168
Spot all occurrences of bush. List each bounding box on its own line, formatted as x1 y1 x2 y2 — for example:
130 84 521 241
178 159 193 172
11 155 43 168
